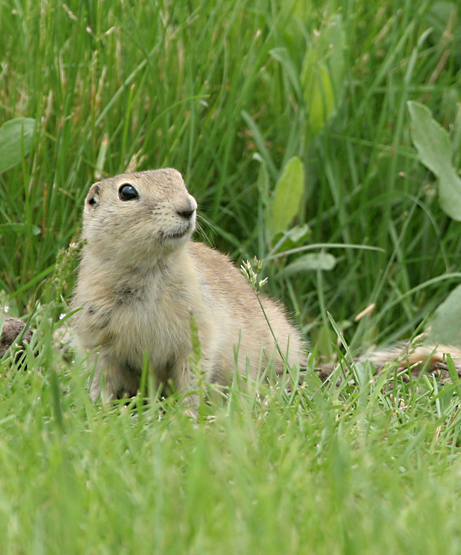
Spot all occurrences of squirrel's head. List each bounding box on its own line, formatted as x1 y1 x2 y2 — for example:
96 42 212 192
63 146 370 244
82 168 197 263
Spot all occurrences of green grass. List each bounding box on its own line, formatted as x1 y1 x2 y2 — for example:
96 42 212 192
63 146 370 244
1 0 461 552
2 347 461 554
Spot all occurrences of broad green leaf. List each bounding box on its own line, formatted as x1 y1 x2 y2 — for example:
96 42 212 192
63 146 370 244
408 101 461 221
271 224 311 254
408 101 452 174
283 223 311 244
301 15 345 137
0 118 35 174
427 283 461 347
304 62 335 136
281 253 337 276
271 156 305 236
256 161 269 207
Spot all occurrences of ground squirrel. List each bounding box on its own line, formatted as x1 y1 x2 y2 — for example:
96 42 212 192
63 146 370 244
72 168 304 404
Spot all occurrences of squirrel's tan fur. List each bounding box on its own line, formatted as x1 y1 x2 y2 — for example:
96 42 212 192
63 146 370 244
72 168 303 403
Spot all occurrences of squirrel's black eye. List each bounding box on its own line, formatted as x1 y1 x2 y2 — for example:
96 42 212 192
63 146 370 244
118 184 139 201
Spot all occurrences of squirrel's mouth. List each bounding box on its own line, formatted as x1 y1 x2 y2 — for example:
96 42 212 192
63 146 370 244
163 221 195 241
167 229 189 239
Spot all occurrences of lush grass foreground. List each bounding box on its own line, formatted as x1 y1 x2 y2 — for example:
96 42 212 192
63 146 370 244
1 0 461 552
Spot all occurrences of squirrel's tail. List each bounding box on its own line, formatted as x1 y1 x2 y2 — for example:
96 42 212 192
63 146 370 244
365 343 461 371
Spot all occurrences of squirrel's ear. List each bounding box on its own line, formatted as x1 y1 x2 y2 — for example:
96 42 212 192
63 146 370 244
86 184 101 208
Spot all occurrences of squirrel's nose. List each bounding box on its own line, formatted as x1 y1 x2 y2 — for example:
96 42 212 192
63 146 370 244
177 208 195 220
177 196 197 220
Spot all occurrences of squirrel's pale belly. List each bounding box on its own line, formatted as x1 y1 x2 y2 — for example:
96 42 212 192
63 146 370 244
82 275 203 367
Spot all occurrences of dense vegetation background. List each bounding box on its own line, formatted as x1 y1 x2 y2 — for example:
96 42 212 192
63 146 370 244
1 0 460 347
1 0 461 553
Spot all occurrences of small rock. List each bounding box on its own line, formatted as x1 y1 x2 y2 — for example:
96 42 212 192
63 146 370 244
0 315 34 359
